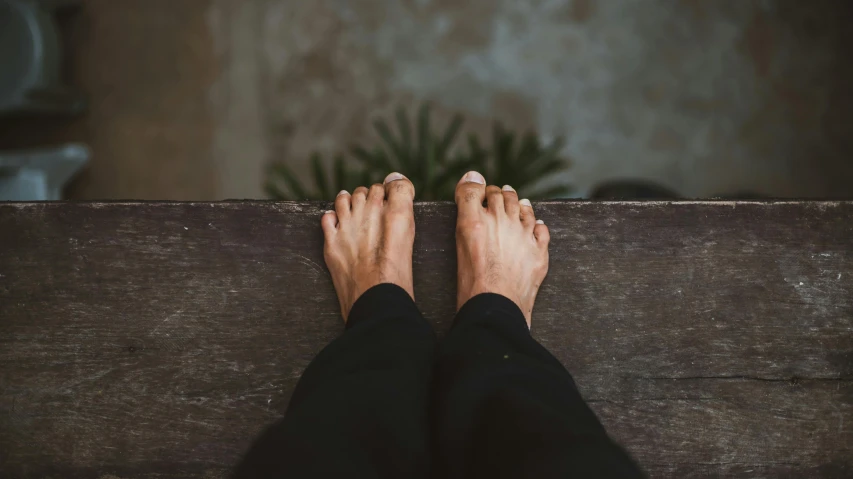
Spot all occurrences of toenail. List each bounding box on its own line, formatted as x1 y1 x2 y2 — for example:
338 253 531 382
536 219 545 225
502 185 515 192
324 210 335 214
520 199 532 207
384 172 405 183
337 190 349 196
463 171 486 185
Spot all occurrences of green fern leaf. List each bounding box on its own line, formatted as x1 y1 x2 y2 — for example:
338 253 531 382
352 146 394 173
436 114 464 164
333 154 347 192
395 107 412 161
269 162 310 199
416 104 430 173
311 154 330 199
264 102 572 201
264 178 289 200
373 119 406 170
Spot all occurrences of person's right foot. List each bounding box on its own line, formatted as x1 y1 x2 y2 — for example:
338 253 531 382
454 171 550 327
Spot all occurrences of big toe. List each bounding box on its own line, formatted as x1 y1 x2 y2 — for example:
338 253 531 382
455 171 486 219
384 172 415 209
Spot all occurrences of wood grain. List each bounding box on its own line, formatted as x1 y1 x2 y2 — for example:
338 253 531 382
1 201 851 478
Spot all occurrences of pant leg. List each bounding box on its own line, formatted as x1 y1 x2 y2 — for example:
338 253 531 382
431 293 645 479
232 283 436 479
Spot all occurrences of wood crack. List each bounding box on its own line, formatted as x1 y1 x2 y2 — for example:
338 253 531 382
587 397 719 403
637 375 852 383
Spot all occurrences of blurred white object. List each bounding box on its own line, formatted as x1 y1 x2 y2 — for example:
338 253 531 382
0 143 89 200
0 0 85 115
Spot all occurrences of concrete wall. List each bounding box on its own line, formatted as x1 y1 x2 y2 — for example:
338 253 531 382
210 0 853 199
3 0 850 199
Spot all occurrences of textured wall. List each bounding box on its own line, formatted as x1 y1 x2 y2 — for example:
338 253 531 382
0 0 219 200
3 0 848 199
210 0 853 199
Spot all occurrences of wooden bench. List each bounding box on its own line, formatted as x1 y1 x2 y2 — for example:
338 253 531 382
1 201 851 478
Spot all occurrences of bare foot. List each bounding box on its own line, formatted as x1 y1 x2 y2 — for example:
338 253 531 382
320 172 416 321
454 171 550 327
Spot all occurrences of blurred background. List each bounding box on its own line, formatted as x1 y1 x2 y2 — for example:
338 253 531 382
1 0 852 201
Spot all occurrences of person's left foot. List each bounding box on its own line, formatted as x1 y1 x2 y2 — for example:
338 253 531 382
321 173 416 321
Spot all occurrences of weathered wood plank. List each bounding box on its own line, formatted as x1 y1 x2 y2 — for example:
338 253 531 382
1 201 851 478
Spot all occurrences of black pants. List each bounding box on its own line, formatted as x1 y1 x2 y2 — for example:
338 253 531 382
233 284 644 478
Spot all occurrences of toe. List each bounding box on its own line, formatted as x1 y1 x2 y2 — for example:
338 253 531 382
534 219 550 244
519 198 536 229
335 190 351 219
351 186 369 210
384 172 415 209
368 183 385 204
485 185 504 214
502 185 520 218
455 171 487 219
321 210 338 236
